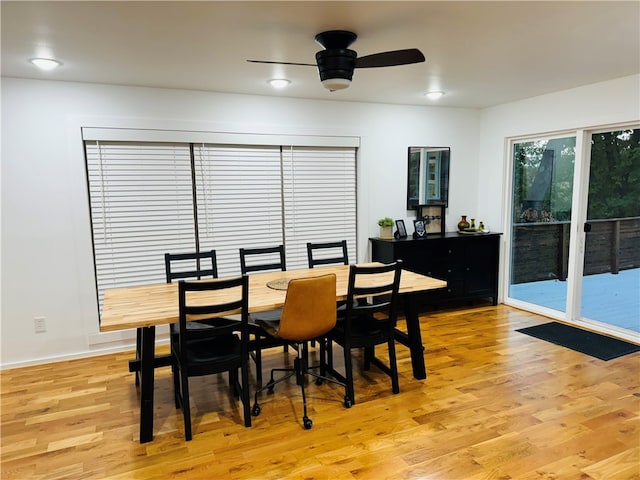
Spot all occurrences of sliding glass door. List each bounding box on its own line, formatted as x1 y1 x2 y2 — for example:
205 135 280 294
508 135 576 315
506 125 640 340
579 128 640 333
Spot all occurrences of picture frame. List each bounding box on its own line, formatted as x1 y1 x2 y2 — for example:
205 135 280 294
418 203 446 234
394 219 408 238
413 219 427 239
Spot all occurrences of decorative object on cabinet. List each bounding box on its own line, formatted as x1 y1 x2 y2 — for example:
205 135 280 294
417 203 445 234
413 219 427 239
394 219 408 238
457 215 470 231
378 217 394 239
370 232 501 306
407 146 450 209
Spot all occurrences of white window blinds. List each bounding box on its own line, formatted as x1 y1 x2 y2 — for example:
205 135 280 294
85 141 196 310
194 144 284 277
84 134 358 318
282 146 357 269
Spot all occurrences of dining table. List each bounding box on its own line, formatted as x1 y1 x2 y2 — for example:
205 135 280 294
100 263 447 443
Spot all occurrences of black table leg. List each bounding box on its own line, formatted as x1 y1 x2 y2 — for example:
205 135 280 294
400 292 426 380
139 325 155 443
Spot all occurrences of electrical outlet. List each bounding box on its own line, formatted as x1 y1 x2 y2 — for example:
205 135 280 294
34 317 46 333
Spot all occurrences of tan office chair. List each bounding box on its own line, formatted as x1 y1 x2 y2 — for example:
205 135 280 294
251 273 350 429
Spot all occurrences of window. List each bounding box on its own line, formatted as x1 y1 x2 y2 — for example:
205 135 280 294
194 144 284 277
85 141 196 310
282 146 357 269
85 134 358 315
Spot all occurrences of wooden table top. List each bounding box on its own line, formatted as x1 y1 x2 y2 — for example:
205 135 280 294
100 264 447 332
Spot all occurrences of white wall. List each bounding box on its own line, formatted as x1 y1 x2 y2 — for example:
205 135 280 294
1 78 480 367
2 75 637 367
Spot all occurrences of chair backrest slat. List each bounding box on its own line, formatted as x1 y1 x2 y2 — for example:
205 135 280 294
178 276 249 345
165 250 218 283
307 240 349 268
344 260 403 328
240 245 286 274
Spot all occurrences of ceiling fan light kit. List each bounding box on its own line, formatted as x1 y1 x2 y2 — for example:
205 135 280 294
321 77 352 91
249 30 425 92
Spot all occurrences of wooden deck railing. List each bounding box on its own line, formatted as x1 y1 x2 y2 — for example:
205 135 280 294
511 216 640 284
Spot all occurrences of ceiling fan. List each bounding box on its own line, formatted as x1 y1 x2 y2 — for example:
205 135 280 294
247 30 425 91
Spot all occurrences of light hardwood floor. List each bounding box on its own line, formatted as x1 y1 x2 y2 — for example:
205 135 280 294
2 304 639 480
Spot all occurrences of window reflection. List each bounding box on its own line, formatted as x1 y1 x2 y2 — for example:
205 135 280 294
407 146 450 209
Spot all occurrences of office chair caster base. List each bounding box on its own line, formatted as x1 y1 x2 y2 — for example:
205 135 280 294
315 377 323 386
344 396 353 408
303 416 313 429
251 404 261 416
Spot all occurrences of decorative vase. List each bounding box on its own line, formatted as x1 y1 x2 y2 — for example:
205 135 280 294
380 226 393 239
457 215 470 231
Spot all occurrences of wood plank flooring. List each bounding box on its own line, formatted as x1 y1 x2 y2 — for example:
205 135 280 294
2 304 639 479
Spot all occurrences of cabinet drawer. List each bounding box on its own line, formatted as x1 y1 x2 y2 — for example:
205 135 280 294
428 241 463 260
443 279 464 298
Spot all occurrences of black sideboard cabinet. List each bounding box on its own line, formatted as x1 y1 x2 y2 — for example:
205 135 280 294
370 232 501 305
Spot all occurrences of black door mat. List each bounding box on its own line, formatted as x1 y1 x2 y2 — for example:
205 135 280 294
516 322 640 361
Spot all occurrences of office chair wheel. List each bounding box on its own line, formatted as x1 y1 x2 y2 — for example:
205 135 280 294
303 416 313 430
251 403 261 416
315 377 323 386
344 396 353 408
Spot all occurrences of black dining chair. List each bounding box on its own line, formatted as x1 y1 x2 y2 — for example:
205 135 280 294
172 275 252 440
166 251 239 335
325 260 403 405
306 240 351 348
307 240 349 268
251 273 350 429
164 251 242 389
131 250 225 385
239 245 287 383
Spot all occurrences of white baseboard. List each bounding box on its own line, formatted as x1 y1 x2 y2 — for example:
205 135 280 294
1 335 170 370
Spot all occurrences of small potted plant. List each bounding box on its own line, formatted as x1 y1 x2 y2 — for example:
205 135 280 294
378 217 395 239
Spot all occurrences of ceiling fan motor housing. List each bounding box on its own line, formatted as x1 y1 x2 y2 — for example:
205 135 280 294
315 49 357 90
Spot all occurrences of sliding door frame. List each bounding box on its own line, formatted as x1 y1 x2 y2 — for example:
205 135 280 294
502 122 639 344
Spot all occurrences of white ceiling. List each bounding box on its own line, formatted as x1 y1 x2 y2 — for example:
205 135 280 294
2 1 639 108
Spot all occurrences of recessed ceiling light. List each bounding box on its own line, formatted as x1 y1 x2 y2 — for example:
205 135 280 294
425 91 445 100
29 58 62 71
268 78 290 89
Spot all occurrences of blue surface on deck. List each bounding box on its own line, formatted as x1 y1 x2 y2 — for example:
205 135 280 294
509 268 640 333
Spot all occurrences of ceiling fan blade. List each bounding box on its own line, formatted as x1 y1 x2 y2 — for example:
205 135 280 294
246 59 317 67
355 49 425 69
